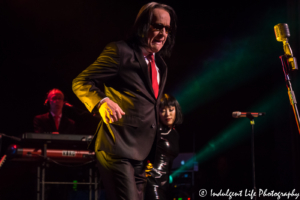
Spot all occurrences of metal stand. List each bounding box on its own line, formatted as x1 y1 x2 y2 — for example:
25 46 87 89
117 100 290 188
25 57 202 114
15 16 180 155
37 143 98 200
279 54 300 134
249 118 257 200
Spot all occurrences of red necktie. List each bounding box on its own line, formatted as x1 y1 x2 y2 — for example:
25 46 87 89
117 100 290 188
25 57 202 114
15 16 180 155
54 115 59 130
147 54 159 98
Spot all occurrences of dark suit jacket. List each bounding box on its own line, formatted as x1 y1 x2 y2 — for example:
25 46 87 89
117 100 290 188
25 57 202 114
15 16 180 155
33 112 76 134
72 41 167 161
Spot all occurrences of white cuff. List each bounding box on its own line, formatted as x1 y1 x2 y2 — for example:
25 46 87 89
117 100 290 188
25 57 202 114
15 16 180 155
98 97 109 108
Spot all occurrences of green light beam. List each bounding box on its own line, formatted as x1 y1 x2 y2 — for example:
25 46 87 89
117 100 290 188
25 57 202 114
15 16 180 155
171 86 287 177
172 9 285 114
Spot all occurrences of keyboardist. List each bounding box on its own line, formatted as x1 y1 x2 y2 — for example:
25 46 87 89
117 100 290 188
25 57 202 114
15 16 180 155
33 88 75 134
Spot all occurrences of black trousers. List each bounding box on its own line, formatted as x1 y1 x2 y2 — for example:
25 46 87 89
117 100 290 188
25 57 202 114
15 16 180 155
96 150 146 200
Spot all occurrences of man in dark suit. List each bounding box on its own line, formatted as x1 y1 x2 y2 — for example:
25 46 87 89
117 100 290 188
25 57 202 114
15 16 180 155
72 2 177 200
34 88 75 134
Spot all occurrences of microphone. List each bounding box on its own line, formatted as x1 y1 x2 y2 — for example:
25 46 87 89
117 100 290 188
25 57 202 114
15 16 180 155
232 111 265 118
274 23 290 42
274 23 298 70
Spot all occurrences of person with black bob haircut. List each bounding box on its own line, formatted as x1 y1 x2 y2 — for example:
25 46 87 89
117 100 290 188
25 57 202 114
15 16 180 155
144 93 183 200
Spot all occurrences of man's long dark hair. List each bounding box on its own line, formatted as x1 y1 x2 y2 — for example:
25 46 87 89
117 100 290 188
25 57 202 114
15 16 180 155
128 2 177 57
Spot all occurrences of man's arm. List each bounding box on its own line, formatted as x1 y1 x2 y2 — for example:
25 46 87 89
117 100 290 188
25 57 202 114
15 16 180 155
98 98 125 123
72 42 125 123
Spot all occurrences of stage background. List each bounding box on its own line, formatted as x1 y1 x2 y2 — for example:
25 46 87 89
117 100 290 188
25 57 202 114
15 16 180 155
1 0 300 199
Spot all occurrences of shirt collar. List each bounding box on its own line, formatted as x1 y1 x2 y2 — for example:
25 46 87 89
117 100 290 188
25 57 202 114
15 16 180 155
141 47 155 58
50 112 62 118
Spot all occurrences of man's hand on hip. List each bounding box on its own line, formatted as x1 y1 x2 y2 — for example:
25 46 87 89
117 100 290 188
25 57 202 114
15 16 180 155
99 98 125 124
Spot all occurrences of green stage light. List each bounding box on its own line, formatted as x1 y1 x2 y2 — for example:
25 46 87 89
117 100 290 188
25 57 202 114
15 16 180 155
169 175 173 184
171 87 287 178
73 180 78 191
172 10 285 114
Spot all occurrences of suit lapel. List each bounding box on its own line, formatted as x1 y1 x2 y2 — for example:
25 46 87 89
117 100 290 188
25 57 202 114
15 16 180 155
60 115 69 133
155 54 168 101
133 47 168 102
48 112 58 131
134 47 156 102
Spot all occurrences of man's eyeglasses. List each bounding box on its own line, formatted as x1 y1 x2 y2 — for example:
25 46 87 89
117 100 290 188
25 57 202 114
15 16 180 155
150 23 171 34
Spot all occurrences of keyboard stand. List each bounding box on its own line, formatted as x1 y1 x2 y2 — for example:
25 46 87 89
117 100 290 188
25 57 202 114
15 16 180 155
36 143 98 200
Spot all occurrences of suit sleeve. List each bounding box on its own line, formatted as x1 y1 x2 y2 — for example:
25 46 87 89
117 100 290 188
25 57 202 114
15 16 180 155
72 42 120 112
33 116 44 133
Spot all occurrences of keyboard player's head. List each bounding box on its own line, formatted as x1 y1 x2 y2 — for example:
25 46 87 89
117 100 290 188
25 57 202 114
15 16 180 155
45 88 65 116
34 88 75 134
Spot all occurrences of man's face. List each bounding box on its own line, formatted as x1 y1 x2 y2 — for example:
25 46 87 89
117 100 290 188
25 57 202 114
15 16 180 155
146 8 171 53
48 91 64 113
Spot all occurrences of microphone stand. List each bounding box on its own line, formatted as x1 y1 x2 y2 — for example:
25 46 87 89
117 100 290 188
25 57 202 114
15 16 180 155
246 114 257 200
279 55 300 134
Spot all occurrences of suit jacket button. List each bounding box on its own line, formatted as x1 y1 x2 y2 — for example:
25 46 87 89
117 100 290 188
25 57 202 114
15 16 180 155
151 124 155 128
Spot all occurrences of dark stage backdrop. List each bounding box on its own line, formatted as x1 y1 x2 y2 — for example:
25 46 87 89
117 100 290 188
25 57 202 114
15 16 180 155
1 0 300 199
